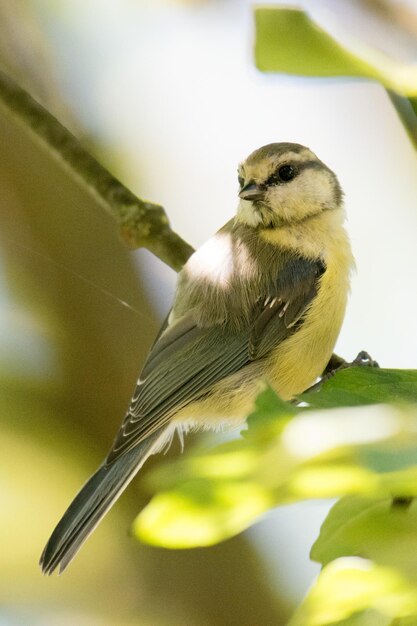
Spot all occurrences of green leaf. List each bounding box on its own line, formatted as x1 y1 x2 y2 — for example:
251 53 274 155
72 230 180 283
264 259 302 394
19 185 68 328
244 383 298 438
409 97 417 118
300 368 417 409
312 496 417 584
133 363 417 550
133 478 273 549
254 8 417 96
134 402 417 549
288 558 417 626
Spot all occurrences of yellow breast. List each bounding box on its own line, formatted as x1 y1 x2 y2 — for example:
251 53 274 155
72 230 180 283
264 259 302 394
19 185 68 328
262 211 354 399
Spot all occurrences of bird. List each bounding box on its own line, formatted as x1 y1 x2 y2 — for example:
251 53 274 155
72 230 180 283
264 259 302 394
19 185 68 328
40 142 353 574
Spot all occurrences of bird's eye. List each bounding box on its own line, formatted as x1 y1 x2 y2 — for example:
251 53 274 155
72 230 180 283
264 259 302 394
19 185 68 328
266 164 296 186
238 175 244 188
278 165 295 182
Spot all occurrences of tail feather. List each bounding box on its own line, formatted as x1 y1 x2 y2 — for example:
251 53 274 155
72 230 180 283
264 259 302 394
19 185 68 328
40 429 166 574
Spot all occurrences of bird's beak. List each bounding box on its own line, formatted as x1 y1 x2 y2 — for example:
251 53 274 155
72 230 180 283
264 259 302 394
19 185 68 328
239 182 265 201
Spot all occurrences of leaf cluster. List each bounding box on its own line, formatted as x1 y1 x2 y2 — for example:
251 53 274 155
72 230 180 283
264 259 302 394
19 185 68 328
134 368 417 625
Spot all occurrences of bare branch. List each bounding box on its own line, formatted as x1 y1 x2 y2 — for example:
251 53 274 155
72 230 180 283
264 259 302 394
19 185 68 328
0 68 194 271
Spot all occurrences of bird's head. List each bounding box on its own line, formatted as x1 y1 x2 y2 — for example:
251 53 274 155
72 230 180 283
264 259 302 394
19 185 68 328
236 143 343 228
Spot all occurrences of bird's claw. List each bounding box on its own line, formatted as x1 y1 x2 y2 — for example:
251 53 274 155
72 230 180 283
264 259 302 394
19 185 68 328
351 350 379 369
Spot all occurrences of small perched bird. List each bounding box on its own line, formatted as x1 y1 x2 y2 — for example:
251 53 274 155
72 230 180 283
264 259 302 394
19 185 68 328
40 142 353 574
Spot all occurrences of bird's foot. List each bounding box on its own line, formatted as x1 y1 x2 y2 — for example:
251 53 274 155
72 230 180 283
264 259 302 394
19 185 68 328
299 350 379 397
349 350 379 369
323 350 379 382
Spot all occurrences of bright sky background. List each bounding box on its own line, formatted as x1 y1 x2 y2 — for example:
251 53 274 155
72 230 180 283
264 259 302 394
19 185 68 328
30 0 417 603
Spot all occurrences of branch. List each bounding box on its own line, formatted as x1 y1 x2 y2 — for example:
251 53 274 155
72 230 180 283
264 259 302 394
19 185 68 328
0 68 194 271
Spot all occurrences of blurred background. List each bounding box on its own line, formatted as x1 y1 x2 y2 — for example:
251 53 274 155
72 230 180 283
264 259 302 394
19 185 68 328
1 0 417 624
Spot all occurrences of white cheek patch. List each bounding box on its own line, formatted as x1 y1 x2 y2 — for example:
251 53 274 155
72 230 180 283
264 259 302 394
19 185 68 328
186 232 235 287
268 169 335 221
236 199 263 228
300 169 334 207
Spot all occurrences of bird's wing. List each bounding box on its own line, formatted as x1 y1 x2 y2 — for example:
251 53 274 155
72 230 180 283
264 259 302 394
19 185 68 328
106 256 325 465
249 256 325 359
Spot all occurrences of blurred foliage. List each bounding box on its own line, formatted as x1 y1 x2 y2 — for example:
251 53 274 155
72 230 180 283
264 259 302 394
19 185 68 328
135 368 417 623
254 7 417 147
254 8 417 94
135 368 417 548
312 497 417 582
0 84 161 625
0 0 80 132
289 558 417 626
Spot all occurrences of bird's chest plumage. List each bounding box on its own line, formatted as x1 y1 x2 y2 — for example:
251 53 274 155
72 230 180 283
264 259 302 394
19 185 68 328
263 226 353 399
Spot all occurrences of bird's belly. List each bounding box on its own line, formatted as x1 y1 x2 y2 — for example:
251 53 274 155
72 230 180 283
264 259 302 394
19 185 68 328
172 360 266 430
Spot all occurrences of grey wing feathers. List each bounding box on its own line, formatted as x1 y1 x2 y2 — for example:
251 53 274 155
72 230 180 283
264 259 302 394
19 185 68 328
250 257 324 360
106 324 250 463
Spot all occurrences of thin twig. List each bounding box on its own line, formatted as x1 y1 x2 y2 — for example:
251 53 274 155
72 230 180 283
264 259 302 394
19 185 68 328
0 68 194 271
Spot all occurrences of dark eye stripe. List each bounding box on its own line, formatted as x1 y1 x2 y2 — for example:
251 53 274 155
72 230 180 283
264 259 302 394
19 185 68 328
265 172 280 186
265 159 328 187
